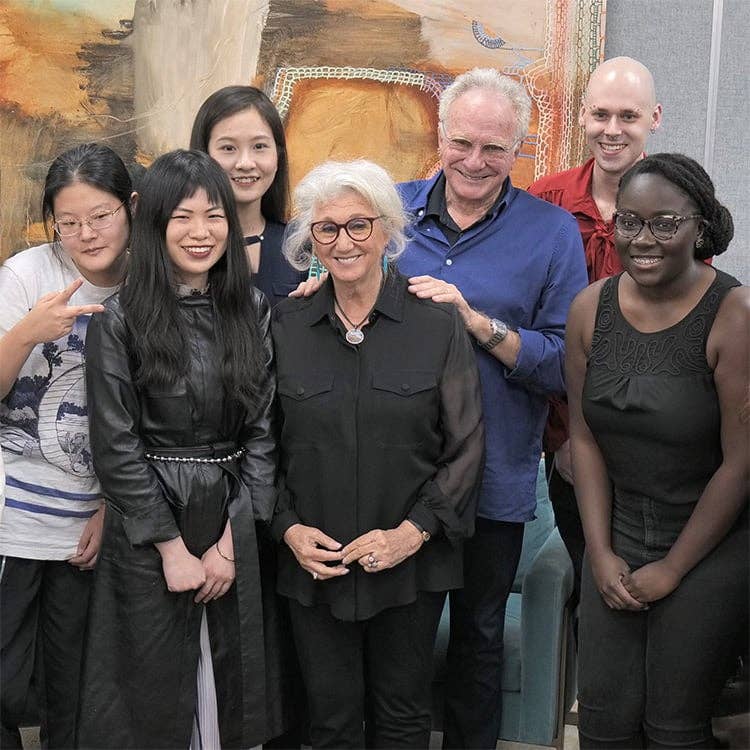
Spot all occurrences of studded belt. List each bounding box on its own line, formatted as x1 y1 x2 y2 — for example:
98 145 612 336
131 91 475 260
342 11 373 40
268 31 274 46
144 443 244 464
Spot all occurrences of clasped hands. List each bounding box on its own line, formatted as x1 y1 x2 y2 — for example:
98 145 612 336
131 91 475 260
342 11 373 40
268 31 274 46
591 550 683 610
283 521 425 581
156 531 236 604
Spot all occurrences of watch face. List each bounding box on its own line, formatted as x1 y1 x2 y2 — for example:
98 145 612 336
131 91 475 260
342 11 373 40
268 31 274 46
481 319 508 350
492 319 507 337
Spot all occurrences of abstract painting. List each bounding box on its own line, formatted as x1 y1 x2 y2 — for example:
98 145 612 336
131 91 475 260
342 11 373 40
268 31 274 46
0 0 606 261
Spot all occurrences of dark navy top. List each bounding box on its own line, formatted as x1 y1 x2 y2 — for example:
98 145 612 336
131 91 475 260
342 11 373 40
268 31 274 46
247 221 307 307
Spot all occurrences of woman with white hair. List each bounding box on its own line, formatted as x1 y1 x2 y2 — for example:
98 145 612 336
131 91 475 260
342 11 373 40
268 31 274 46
271 159 485 749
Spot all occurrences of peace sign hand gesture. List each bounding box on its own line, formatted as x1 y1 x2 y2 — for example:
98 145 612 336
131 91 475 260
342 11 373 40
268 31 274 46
21 278 105 344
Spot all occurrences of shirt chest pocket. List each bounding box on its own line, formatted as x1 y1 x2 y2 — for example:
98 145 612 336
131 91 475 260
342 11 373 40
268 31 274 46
278 372 335 402
278 372 336 446
370 370 438 448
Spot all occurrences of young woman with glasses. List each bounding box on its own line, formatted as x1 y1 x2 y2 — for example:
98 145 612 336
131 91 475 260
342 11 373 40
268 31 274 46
0 143 133 748
566 153 748 749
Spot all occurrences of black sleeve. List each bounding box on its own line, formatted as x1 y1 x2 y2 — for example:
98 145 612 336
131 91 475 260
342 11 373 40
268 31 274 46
238 291 278 524
86 304 180 546
410 306 485 543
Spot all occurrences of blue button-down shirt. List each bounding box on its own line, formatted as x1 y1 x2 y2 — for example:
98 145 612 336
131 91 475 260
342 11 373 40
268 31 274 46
397 174 587 521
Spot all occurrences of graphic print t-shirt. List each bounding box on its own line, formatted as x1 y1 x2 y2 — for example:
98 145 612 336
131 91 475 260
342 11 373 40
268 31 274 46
0 244 119 559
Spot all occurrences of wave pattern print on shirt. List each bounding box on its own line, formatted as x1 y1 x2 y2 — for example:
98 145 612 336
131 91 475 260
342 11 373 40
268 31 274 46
0 315 98 506
0 315 100 519
1 316 91 472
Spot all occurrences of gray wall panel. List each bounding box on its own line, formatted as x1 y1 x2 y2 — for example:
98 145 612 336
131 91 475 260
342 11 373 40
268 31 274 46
712 0 749 281
605 0 747 281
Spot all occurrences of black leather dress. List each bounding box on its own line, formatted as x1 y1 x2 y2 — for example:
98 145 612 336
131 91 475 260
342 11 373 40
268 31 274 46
76 290 298 749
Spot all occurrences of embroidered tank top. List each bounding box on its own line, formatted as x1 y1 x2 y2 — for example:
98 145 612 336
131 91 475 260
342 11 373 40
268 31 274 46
582 269 741 507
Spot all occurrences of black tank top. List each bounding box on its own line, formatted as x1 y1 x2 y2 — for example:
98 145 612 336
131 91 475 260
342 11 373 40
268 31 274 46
582 269 741 506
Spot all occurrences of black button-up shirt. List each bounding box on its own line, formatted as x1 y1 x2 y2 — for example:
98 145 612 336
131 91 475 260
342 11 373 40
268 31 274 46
271 271 484 621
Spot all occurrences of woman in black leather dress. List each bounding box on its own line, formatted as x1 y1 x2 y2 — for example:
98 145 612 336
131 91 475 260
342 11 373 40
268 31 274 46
566 154 748 748
76 150 288 748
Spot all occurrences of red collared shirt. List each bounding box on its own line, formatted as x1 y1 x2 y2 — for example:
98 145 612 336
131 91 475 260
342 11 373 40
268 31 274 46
528 157 622 283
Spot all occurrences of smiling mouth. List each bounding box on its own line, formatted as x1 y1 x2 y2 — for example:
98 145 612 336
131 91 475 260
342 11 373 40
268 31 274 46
334 255 362 264
457 170 489 181
182 246 214 258
631 255 663 266
232 176 260 185
599 143 627 154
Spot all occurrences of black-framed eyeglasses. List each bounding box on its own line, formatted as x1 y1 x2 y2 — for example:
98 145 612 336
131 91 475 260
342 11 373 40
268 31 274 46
53 202 126 237
614 211 702 241
310 216 383 245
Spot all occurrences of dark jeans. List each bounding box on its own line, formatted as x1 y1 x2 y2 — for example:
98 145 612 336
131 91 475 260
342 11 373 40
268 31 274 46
288 591 445 749
442 517 524 749
0 557 92 750
578 500 749 749
545 451 585 615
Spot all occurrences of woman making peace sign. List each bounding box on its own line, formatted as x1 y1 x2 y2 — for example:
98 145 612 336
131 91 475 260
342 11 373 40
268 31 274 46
0 143 133 748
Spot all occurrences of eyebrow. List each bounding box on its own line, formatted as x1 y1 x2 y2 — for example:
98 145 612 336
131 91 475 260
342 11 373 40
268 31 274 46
445 131 516 148
56 203 114 216
213 134 272 142
171 204 224 213
589 105 643 115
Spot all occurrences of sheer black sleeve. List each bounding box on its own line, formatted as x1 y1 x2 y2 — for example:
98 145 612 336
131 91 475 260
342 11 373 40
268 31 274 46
411 305 485 543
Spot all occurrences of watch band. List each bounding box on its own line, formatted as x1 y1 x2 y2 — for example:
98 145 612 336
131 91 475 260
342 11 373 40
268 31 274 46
480 318 508 351
406 518 431 542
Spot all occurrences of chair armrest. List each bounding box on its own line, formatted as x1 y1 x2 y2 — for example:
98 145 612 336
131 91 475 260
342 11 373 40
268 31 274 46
517 528 575 745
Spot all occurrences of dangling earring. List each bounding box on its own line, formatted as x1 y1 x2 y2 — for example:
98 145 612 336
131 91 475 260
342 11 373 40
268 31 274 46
695 236 704 249
382 254 388 274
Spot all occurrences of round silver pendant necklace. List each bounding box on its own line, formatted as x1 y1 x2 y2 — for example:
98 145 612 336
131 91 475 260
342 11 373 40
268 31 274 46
334 297 376 345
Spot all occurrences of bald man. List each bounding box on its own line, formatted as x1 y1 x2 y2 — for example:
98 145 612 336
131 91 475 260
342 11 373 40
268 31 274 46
528 57 661 616
530 56 661 278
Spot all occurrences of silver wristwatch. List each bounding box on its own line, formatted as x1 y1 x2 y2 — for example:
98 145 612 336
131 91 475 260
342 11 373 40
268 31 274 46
480 318 509 351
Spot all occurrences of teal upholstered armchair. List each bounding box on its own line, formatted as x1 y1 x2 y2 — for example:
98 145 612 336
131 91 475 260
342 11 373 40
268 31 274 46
433 459 577 748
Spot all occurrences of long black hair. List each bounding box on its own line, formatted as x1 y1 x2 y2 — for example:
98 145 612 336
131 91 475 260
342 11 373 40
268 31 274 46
42 143 133 239
618 153 734 259
190 85 289 223
120 149 265 408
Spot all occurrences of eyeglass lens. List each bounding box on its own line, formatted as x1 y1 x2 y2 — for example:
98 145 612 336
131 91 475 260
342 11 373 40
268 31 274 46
312 217 375 244
615 214 680 240
54 205 122 236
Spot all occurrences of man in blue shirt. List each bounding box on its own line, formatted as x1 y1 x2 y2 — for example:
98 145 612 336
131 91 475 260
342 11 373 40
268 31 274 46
397 68 587 749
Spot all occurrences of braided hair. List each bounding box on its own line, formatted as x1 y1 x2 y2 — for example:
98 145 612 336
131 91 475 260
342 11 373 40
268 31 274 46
618 153 734 259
